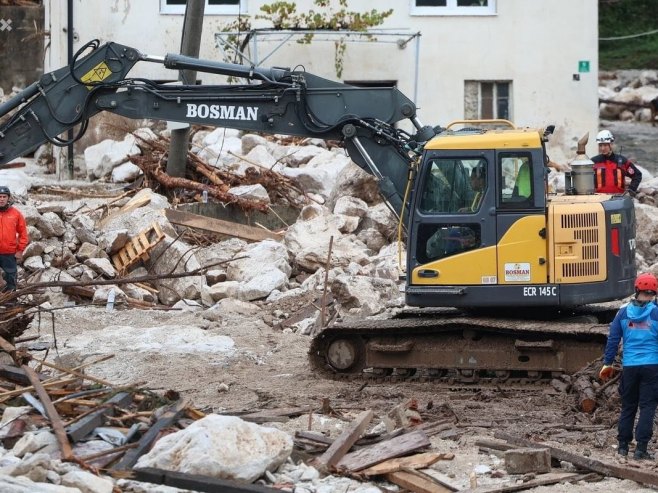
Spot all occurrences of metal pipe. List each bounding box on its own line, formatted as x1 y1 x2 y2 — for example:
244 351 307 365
163 53 289 82
66 0 74 179
351 136 384 180
0 82 39 117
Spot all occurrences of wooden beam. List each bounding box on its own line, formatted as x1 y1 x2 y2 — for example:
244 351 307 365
100 194 151 228
238 406 309 424
165 209 283 242
361 452 453 476
460 472 580 493
113 399 188 471
133 467 279 492
385 469 457 493
22 364 73 460
317 410 373 469
0 364 38 385
65 392 133 443
337 430 431 472
495 432 658 488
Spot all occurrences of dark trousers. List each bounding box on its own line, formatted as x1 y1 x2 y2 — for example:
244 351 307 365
0 254 17 292
618 364 658 446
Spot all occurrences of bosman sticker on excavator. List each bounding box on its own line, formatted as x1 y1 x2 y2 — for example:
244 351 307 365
504 262 531 282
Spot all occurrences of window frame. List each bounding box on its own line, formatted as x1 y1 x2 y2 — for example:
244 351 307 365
480 81 510 120
410 0 496 17
160 0 245 16
464 80 511 120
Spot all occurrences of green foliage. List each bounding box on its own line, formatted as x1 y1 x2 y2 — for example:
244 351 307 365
599 0 658 69
219 0 393 78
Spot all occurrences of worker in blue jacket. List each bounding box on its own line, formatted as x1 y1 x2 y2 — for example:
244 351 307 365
600 273 658 460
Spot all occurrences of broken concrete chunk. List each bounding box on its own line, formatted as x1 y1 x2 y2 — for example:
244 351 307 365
60 470 114 493
504 448 551 474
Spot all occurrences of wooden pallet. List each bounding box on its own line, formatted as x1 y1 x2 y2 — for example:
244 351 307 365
112 222 165 275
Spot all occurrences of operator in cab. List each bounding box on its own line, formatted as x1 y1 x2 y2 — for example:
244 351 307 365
592 130 642 195
461 162 486 212
599 273 658 460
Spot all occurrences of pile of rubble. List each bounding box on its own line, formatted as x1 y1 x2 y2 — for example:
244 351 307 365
599 69 658 123
0 127 405 322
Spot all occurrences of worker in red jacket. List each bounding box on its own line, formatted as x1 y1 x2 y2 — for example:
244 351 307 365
592 130 642 195
0 186 29 292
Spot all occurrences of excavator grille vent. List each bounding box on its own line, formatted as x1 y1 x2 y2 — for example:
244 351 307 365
560 212 598 229
550 205 606 283
562 260 599 277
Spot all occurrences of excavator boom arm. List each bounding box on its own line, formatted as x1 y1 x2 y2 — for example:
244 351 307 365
0 40 438 215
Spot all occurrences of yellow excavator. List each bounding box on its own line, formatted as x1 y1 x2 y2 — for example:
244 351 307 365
0 41 636 383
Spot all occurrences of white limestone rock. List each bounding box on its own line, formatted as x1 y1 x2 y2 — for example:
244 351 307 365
135 415 293 483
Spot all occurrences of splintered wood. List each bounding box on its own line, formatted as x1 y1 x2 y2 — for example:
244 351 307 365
111 222 165 275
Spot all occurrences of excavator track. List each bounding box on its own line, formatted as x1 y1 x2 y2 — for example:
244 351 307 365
309 307 618 386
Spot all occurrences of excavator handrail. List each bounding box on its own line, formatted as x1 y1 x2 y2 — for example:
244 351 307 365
445 119 517 130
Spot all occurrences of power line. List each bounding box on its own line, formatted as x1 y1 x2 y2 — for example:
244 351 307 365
600 29 658 41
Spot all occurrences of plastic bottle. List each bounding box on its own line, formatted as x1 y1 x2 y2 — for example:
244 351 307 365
106 289 116 312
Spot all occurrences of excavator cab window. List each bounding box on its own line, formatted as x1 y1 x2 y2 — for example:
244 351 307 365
500 152 534 208
418 158 486 214
420 224 482 263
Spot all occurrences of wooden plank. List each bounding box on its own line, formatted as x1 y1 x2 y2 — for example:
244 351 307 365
62 285 95 299
0 335 73 460
495 432 658 488
361 452 453 476
138 233 149 249
336 430 431 472
318 410 373 469
238 406 309 423
100 194 151 228
165 208 283 242
295 430 334 446
65 392 133 443
385 469 456 493
0 364 40 385
132 467 279 492
113 399 188 470
461 472 580 493
22 364 73 460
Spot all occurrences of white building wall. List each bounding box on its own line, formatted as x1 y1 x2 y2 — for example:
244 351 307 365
44 0 599 161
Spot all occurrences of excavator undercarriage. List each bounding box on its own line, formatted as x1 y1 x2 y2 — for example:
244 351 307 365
309 306 619 386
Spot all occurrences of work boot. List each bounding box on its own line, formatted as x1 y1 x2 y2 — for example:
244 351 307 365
634 444 655 460
618 442 629 457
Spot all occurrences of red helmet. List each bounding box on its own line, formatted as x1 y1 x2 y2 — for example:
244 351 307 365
635 273 658 293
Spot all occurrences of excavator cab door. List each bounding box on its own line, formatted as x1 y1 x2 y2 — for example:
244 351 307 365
408 150 498 285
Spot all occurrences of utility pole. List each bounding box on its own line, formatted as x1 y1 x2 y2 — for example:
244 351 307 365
166 0 205 177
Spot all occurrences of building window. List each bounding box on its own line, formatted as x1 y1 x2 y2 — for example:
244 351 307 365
160 0 243 15
464 81 511 120
411 0 496 16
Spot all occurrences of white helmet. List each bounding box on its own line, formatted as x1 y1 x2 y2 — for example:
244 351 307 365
596 130 614 144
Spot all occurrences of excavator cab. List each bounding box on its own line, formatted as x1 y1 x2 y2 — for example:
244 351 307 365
405 120 636 308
